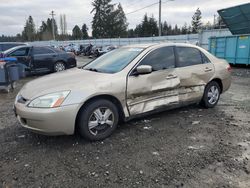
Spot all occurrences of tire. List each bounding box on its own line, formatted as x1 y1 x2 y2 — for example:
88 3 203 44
201 81 221 108
78 99 119 141
54 62 66 72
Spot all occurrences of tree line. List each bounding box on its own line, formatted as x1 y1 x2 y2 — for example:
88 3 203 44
0 0 226 42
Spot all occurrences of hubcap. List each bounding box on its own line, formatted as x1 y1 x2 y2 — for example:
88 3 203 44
88 107 114 136
55 63 65 72
207 86 219 105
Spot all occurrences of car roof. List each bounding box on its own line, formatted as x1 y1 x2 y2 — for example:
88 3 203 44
0 42 27 44
123 42 199 49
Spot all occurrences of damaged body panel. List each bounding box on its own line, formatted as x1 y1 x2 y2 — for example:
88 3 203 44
127 68 180 115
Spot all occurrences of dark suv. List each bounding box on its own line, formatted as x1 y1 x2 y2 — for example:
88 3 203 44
0 42 26 52
3 45 77 74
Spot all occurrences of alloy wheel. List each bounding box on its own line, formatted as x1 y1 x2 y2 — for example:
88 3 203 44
55 62 65 72
207 85 219 105
88 107 114 136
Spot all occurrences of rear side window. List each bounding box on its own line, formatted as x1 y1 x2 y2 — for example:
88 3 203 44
140 47 175 71
33 47 55 55
201 52 211 64
176 47 203 67
9 47 30 56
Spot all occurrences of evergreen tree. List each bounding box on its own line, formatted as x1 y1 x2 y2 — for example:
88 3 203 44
72 25 83 40
81 24 89 39
22 16 36 41
162 21 168 36
91 0 114 38
91 0 128 38
127 29 134 38
148 15 158 36
135 14 158 37
111 3 128 37
38 18 58 40
134 24 142 37
181 22 188 34
191 8 202 33
173 24 181 35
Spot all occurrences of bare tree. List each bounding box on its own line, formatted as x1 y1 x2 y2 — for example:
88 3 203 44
59 14 67 35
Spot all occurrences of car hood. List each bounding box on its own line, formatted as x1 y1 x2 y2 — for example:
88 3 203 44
20 68 111 99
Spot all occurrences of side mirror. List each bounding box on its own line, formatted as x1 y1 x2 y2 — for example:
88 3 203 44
135 65 152 75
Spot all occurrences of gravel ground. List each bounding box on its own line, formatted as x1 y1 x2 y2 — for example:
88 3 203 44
0 63 250 188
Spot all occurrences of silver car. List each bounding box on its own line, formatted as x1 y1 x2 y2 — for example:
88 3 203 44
14 43 231 141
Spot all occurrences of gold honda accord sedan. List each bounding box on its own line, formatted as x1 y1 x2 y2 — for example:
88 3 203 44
14 43 231 141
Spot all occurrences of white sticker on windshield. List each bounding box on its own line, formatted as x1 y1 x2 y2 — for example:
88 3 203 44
128 48 143 52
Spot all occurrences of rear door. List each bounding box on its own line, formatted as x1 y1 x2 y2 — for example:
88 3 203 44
174 46 215 103
126 46 180 116
32 47 57 72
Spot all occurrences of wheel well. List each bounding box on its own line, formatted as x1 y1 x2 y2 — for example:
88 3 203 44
211 78 223 93
75 95 125 132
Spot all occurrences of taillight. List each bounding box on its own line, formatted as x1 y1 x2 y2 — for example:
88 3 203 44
227 64 232 72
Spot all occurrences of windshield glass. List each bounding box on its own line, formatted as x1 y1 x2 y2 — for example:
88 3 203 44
83 47 144 73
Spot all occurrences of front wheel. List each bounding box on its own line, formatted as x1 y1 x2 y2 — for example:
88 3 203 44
78 99 119 141
54 62 66 72
201 81 221 108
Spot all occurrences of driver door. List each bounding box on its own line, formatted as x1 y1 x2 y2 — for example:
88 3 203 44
8 47 31 68
126 46 180 116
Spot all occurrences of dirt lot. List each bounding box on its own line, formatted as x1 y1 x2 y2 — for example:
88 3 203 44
0 63 250 188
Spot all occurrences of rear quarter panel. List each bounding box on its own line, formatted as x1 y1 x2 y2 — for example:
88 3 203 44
199 47 231 93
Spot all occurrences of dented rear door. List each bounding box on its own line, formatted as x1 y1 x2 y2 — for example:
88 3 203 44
126 46 180 116
175 47 215 103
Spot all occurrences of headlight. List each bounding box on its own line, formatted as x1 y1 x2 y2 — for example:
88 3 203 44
28 91 70 108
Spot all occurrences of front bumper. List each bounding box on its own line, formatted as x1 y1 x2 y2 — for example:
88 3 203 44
14 102 80 135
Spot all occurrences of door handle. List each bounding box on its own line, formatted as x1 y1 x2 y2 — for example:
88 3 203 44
204 67 213 72
166 74 178 80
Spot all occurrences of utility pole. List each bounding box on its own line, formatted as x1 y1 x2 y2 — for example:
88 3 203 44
159 0 162 36
213 14 216 29
159 0 174 36
50 10 56 40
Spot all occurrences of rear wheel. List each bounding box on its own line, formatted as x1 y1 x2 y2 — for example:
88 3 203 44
201 81 221 108
78 99 119 141
54 62 66 72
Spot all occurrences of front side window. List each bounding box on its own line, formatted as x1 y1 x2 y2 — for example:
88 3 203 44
33 47 55 55
83 47 143 74
176 47 203 67
140 47 175 71
9 47 30 57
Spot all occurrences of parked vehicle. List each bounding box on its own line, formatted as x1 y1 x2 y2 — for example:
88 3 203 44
64 43 79 54
93 45 116 57
14 43 231 141
83 44 93 56
75 44 89 56
3 45 76 74
0 42 26 53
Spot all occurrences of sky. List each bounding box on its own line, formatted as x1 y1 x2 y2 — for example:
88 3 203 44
0 0 249 36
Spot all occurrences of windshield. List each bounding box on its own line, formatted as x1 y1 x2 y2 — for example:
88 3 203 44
83 47 144 73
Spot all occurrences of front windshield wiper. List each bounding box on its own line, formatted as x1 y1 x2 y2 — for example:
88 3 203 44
84 68 99 72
